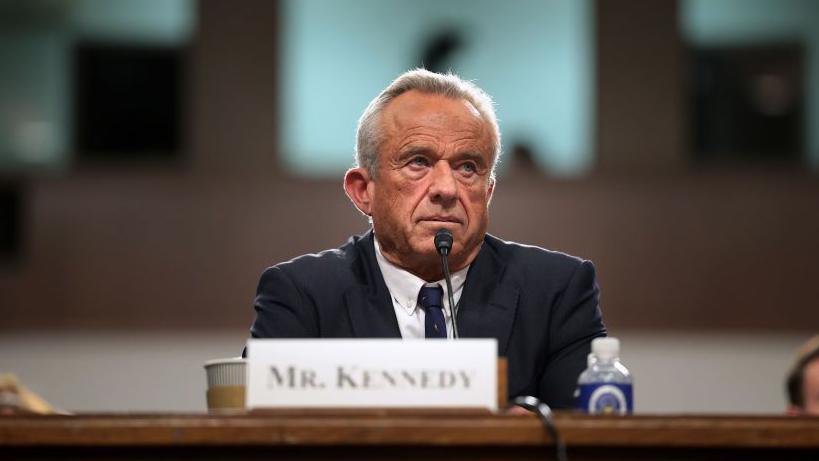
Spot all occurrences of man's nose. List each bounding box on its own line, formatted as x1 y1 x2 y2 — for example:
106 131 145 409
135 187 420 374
428 162 458 205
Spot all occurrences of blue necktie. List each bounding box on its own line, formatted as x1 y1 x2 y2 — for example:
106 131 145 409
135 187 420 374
418 285 447 339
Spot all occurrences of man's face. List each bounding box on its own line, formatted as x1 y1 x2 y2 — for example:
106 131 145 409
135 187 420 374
368 90 495 280
802 358 819 415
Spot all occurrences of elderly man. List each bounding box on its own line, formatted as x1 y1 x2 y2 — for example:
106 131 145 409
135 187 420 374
786 335 819 416
249 69 606 408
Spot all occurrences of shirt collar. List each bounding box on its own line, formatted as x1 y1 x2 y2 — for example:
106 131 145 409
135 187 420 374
374 235 469 316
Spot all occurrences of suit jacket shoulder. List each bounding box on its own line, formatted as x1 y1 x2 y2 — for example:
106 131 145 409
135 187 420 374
250 232 399 338
268 234 365 290
483 234 589 286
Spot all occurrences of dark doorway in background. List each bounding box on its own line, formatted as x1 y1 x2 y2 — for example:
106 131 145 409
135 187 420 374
689 44 803 164
0 181 22 265
73 43 185 162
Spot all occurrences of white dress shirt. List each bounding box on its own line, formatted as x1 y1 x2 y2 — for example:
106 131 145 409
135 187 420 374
374 236 469 339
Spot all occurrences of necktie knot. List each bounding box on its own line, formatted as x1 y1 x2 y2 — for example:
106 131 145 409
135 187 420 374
418 285 447 338
418 285 443 309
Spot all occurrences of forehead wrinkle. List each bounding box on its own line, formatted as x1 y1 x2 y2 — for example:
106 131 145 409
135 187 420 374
396 123 487 146
393 133 441 154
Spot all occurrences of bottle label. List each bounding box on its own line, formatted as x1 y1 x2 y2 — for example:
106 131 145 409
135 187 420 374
576 383 633 415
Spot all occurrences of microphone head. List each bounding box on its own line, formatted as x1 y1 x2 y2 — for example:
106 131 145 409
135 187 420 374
434 228 453 256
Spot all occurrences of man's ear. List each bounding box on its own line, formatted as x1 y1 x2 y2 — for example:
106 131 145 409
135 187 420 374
486 177 496 205
344 167 374 216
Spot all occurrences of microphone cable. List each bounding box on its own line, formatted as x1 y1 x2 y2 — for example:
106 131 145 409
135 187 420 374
512 396 568 461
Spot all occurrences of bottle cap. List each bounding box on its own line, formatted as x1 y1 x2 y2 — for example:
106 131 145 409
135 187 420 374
591 337 620 360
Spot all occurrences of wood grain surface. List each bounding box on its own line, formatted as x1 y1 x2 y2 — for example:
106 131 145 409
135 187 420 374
2 412 819 447
3 412 819 461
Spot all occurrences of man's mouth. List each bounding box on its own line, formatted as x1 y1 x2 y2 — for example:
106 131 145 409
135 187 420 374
418 216 462 224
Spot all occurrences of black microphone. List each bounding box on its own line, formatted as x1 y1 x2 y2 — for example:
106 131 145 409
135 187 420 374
434 229 459 339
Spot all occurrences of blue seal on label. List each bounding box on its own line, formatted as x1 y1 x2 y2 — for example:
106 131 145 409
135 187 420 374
576 383 633 414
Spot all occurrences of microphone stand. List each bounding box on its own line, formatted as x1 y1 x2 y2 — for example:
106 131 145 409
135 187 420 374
435 229 459 339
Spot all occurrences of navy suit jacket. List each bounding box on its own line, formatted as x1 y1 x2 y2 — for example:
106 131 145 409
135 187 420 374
249 230 606 409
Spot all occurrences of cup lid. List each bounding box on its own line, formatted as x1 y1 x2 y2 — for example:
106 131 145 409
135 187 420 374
204 357 246 368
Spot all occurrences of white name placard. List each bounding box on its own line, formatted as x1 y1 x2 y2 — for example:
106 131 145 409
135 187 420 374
246 339 497 411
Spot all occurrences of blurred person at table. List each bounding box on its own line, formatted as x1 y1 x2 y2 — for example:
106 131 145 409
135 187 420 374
247 69 606 409
786 335 819 416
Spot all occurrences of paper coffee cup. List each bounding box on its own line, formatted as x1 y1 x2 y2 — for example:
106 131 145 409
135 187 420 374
204 357 246 410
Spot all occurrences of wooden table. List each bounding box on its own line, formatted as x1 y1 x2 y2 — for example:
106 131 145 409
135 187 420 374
2 411 819 460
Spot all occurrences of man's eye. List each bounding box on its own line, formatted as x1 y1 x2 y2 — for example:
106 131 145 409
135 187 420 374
460 162 477 173
410 157 430 167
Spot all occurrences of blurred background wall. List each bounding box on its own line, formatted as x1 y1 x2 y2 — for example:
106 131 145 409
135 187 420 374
0 0 816 413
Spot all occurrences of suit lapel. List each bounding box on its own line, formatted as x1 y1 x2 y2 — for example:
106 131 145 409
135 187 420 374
344 231 402 338
457 237 520 355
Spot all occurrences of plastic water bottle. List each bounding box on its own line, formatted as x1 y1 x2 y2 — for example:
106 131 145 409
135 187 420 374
575 337 633 415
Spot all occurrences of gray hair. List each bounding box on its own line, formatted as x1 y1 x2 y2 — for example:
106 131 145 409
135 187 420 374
355 68 501 180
